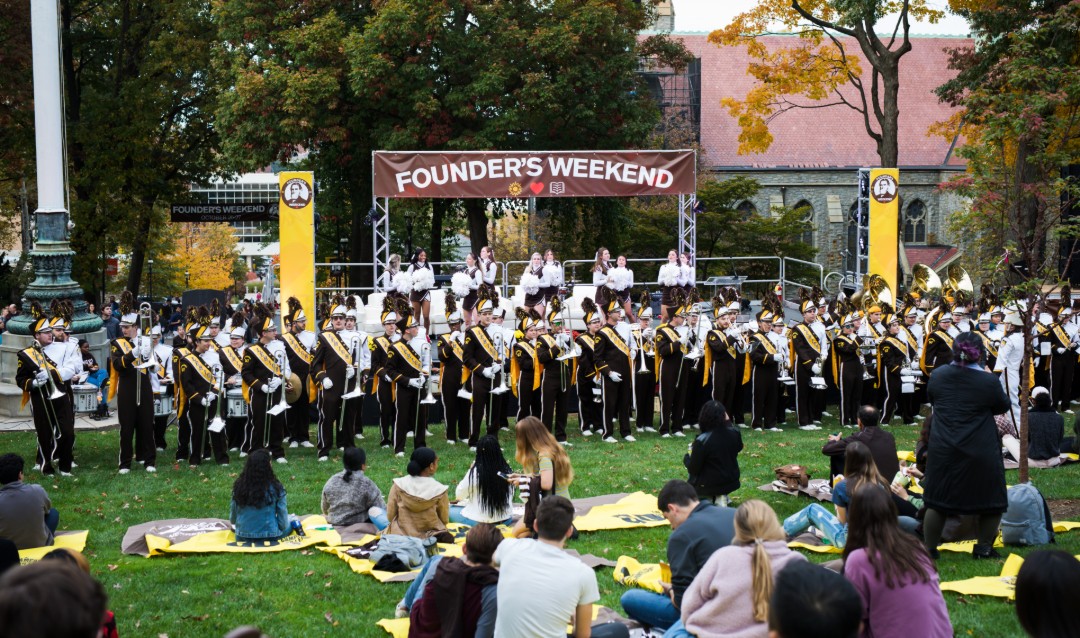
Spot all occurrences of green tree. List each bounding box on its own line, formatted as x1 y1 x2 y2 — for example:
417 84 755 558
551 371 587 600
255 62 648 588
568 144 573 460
710 0 944 168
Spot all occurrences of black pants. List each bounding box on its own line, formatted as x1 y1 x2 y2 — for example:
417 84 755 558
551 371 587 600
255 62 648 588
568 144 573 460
246 391 286 458
658 358 687 435
881 372 915 424
470 374 494 446
493 372 510 429
839 362 863 426
602 374 632 438
394 384 427 453
730 354 747 424
31 393 75 474
378 379 396 446
441 367 467 442
119 379 156 470
577 375 603 434
750 366 778 429
711 361 737 410
794 362 814 426
540 373 569 442
683 364 705 427
286 390 311 443
316 385 345 457
1052 353 1075 412
635 363 656 431
185 400 229 466
516 376 540 421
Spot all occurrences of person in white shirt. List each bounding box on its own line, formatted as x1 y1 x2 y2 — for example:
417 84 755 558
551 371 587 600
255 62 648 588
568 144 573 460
611 255 636 322
494 495 628 638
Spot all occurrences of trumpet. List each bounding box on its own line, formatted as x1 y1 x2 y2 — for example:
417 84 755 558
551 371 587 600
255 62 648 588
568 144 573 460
208 364 226 433
421 342 437 405
135 302 153 406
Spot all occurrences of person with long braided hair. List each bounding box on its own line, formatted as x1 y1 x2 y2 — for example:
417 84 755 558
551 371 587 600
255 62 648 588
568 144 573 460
450 435 514 526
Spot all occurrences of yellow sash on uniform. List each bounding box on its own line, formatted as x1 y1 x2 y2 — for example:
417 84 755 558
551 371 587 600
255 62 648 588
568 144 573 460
391 343 424 397
19 348 59 411
220 346 243 374
370 336 393 395
241 345 280 403
107 339 135 403
324 332 353 365
920 330 954 375
510 341 542 397
438 336 464 393
790 324 820 370
177 353 216 419
743 333 776 385
283 333 314 365
877 336 907 386
461 327 499 385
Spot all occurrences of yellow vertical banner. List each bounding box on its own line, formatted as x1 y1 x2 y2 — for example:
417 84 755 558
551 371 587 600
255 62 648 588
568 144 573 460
868 168 900 294
278 172 315 317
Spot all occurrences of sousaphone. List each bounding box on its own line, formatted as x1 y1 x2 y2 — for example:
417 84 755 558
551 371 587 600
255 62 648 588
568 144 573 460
942 264 974 307
910 264 942 302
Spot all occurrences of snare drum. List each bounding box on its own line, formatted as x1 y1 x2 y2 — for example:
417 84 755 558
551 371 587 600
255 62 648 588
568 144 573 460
153 390 174 418
226 388 248 418
72 384 98 414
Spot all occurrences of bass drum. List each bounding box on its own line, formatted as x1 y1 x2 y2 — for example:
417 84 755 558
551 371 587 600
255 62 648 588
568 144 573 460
226 388 248 418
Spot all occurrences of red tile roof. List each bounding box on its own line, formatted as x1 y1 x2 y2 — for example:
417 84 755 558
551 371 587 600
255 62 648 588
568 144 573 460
671 34 972 169
905 245 960 271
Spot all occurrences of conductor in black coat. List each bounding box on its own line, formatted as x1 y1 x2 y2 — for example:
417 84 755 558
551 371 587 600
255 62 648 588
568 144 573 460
924 331 1012 559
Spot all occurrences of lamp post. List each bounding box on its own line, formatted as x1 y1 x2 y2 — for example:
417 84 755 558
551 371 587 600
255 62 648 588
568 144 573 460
339 237 349 290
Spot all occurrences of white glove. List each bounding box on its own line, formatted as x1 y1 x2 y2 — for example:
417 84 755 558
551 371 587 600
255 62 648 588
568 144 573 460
594 375 603 386
140 342 152 359
201 393 216 407
77 372 89 384
33 370 48 387
483 365 497 379
1056 347 1066 355
268 377 282 392
680 333 690 345
346 365 356 380
450 330 460 342
556 333 569 347
384 374 393 383
607 371 622 383
811 363 822 375
773 353 784 363
455 331 465 345
322 377 333 390
261 382 274 394
408 377 424 389
910 360 921 370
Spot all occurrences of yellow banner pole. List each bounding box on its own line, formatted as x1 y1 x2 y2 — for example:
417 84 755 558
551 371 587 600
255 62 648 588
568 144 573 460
278 172 316 317
868 169 900 294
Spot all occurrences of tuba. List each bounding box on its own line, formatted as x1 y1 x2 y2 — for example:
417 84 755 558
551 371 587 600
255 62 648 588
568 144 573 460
910 264 942 302
942 264 974 308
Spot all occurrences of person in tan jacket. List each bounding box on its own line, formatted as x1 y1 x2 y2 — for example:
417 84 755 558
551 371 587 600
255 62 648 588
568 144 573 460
386 447 452 543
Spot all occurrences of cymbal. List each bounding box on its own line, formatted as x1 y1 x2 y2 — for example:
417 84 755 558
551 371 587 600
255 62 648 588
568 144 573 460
285 373 304 403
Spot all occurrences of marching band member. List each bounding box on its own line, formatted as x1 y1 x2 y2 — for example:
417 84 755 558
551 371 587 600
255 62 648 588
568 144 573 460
858 303 885 407
655 292 689 438
463 288 502 449
951 305 972 334
45 302 80 438
371 299 401 448
771 317 793 425
178 319 229 467
831 313 864 428
746 307 782 432
511 308 543 420
309 298 352 461
809 291 831 421
576 298 604 437
220 311 248 451
878 315 914 425
521 253 549 318
341 296 369 441
994 311 1026 429
610 255 636 322
438 294 468 444
171 309 198 458
595 298 635 442
150 325 174 453
282 297 315 449
705 293 739 413
921 310 954 378
975 313 999 373
658 249 681 322
682 295 708 430
491 307 512 431
387 308 428 456
633 295 657 433
109 292 156 474
407 248 435 336
790 299 823 431
16 303 75 476
538 298 572 443
240 305 287 462
207 299 225 351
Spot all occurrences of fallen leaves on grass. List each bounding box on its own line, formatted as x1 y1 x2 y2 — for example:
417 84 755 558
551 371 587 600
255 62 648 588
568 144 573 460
107 564 118 571
324 612 338 626
183 614 210 621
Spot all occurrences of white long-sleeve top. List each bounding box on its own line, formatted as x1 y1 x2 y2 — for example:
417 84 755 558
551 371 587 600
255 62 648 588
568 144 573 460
592 262 611 286
481 260 497 285
679 265 695 287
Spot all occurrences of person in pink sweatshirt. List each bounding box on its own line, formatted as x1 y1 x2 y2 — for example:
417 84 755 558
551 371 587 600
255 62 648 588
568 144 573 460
664 500 806 638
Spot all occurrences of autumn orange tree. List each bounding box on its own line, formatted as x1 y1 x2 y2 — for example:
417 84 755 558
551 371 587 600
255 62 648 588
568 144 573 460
119 221 245 298
711 0 944 167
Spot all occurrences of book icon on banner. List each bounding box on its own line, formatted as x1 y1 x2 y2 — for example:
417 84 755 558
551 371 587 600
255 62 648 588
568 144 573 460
550 182 566 195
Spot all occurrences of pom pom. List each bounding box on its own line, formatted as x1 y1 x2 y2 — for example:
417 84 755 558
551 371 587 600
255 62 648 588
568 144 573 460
659 263 679 287
411 266 435 292
451 271 472 297
521 272 540 295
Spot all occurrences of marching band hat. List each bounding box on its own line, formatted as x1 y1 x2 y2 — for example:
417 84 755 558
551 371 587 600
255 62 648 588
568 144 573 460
286 297 307 325
800 300 816 314
602 296 620 315
638 305 653 319
230 324 246 339
904 305 919 317
582 297 601 325
210 316 220 327
1038 312 1053 327
953 306 969 315
937 313 953 324
886 314 900 326
29 302 51 334
547 296 565 326
978 312 991 323
757 309 775 324
330 302 347 318
493 307 506 319
150 325 162 337
842 313 856 327
380 297 399 324
194 323 214 340
1005 312 1024 327
867 304 882 314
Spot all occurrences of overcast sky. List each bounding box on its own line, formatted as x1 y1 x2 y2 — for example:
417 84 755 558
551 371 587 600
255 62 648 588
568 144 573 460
671 0 970 36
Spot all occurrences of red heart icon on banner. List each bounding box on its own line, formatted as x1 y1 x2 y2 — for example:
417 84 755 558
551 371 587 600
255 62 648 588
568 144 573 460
529 182 544 195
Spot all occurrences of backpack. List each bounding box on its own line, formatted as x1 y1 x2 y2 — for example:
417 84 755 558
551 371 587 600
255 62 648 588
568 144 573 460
1001 483 1055 546
369 534 429 568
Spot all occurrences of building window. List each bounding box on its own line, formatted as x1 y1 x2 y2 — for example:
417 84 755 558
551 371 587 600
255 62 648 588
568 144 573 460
736 200 757 219
904 200 927 244
794 200 814 247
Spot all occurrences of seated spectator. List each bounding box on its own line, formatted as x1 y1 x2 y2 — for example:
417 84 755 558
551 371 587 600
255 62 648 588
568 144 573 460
665 500 806 638
386 447 451 543
1015 549 1080 638
0 560 109 637
511 416 574 537
408 523 503 638
79 339 110 419
41 548 119 638
767 561 862 638
321 448 388 530
684 401 742 506
620 480 735 633
842 485 952 638
0 539 17 576
452 435 514 526
783 442 914 549
229 450 290 543
495 496 628 638
0 453 58 549
822 405 898 482
1003 387 1064 467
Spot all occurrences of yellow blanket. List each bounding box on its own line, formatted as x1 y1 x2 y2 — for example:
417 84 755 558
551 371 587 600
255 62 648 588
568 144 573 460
574 492 669 532
378 605 607 637
144 516 341 556
18 531 89 563
321 541 463 583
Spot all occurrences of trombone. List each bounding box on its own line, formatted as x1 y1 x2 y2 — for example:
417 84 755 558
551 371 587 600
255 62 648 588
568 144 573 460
208 364 226 434
135 302 154 406
491 332 509 395
340 335 365 430
420 342 437 405
32 341 64 439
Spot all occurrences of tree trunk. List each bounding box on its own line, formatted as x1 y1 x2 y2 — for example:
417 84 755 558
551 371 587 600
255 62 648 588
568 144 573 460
125 207 154 295
430 199 445 274
347 153 373 290
465 199 489 256
879 59 900 168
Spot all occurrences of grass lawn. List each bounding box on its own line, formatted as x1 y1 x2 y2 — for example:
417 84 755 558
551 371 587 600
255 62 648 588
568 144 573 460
3 409 1077 637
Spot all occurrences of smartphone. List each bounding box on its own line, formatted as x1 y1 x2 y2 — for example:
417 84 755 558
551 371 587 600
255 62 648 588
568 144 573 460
497 471 514 481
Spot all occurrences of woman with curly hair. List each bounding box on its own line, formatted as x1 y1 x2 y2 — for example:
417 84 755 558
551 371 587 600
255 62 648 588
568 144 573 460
229 449 290 543
451 435 514 526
